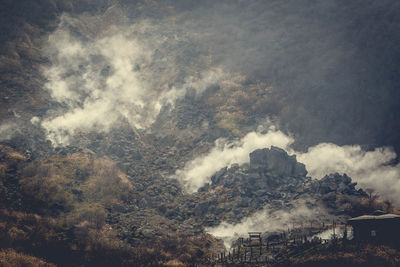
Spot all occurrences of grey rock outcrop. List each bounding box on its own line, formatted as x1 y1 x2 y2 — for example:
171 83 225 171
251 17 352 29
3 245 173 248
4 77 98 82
249 146 307 178
318 173 361 195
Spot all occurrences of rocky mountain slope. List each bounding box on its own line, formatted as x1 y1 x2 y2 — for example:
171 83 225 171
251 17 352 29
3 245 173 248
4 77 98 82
1 0 400 266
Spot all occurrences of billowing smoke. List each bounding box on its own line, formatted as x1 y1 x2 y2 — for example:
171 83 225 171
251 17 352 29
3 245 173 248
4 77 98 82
177 128 400 205
40 11 224 146
0 122 18 141
297 143 400 206
206 202 330 249
313 227 349 241
31 1 400 202
174 128 294 192
36 1 400 153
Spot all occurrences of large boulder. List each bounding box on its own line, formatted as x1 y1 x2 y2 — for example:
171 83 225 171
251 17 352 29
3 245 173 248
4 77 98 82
249 146 307 178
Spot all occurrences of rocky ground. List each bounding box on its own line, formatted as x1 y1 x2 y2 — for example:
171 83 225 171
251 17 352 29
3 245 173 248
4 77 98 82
1 1 400 265
105 143 371 247
0 112 373 250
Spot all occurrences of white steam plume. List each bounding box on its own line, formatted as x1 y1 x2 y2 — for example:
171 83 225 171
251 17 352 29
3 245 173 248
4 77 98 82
177 128 400 206
0 122 18 141
174 128 294 192
297 143 400 205
40 13 224 146
206 203 330 249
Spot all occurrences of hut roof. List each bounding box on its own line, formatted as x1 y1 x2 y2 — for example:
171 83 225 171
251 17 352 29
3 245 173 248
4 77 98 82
349 214 400 222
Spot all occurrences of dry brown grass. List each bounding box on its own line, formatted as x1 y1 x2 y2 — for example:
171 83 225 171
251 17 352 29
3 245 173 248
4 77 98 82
0 163 7 177
0 249 56 267
0 149 218 266
0 145 27 162
20 153 134 216
205 74 271 135
164 259 187 266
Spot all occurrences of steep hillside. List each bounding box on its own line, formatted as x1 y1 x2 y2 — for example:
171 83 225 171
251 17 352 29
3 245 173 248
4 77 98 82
1 1 400 266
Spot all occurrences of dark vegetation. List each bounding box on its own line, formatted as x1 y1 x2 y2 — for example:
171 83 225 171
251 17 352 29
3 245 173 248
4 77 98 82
288 241 400 267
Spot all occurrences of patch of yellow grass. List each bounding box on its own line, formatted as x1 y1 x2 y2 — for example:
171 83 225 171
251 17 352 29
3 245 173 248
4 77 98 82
0 249 56 267
164 259 187 266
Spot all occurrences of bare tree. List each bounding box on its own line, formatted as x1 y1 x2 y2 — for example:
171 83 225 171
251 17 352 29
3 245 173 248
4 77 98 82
384 200 394 213
365 188 379 210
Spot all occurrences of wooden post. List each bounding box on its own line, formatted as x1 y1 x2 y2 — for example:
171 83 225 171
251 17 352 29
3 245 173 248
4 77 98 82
333 220 336 239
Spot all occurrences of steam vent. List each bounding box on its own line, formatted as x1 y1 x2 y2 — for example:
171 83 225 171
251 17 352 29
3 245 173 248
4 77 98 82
2 1 400 266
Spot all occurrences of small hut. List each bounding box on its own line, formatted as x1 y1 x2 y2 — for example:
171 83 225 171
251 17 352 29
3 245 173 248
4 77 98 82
348 213 400 247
